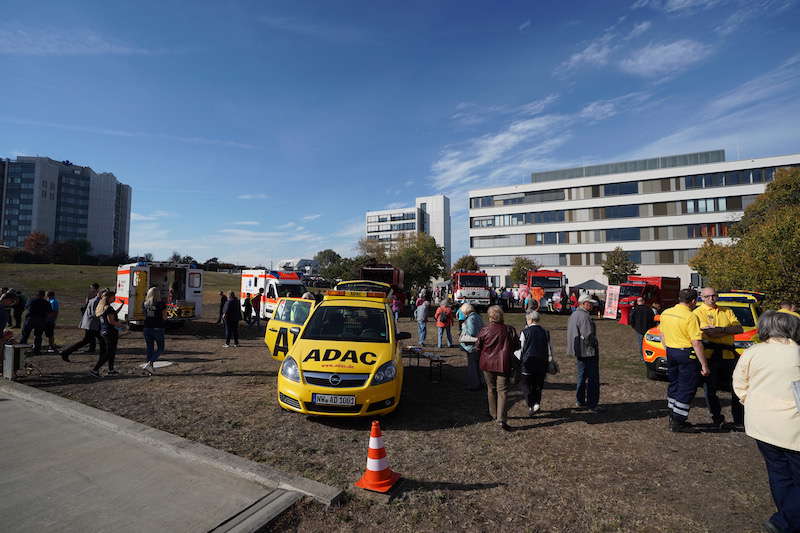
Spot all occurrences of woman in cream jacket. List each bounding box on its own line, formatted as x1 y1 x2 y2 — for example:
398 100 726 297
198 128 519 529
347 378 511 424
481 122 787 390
733 310 800 533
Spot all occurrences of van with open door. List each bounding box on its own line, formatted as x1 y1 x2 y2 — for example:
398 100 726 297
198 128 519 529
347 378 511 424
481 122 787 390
115 261 203 325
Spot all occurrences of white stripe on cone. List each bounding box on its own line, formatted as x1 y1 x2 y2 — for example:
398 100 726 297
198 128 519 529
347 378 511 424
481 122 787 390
366 457 389 471
369 436 384 450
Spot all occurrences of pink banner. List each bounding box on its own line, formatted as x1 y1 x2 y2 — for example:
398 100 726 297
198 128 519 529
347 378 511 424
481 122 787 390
603 285 620 320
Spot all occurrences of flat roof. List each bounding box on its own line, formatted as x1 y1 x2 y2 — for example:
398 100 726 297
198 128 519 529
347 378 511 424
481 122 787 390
532 150 725 183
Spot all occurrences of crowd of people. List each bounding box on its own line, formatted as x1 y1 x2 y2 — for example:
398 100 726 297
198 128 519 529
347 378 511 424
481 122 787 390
412 284 799 532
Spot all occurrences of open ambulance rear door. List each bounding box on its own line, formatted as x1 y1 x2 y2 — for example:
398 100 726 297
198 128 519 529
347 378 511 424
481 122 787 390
186 268 203 319
116 265 149 323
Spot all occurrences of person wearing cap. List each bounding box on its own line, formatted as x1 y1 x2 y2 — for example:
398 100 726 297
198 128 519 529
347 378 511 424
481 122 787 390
660 288 709 432
693 287 744 428
566 294 603 412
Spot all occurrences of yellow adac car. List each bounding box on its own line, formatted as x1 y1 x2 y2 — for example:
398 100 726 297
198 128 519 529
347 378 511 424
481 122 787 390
642 291 762 380
265 290 411 416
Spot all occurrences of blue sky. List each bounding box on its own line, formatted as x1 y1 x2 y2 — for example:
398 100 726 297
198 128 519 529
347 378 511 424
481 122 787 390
2 0 799 266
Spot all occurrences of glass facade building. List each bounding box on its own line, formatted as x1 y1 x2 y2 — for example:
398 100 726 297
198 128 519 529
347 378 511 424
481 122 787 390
0 156 132 256
468 151 800 287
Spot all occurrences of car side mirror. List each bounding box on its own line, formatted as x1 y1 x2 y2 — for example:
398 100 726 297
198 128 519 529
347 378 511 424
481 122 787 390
290 327 300 335
396 332 412 341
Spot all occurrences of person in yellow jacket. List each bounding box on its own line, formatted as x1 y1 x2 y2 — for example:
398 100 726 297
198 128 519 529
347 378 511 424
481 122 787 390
693 287 744 428
660 288 709 433
778 301 800 319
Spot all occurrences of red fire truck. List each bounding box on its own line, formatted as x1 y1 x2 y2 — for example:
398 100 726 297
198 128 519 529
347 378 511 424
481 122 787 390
526 270 569 313
618 275 681 324
453 270 492 309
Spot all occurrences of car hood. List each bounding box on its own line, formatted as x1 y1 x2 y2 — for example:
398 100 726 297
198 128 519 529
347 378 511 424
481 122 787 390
289 339 393 373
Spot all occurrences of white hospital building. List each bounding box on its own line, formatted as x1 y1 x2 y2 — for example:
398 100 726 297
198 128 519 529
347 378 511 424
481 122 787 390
365 194 451 266
468 150 800 288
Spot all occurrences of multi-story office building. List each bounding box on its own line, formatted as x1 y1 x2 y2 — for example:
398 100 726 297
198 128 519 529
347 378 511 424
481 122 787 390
468 150 800 287
365 194 451 266
0 156 132 256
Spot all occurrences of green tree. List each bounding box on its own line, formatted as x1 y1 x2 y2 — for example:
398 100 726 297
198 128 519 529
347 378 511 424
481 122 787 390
451 254 479 275
732 166 800 237
180 255 195 264
357 237 388 263
602 246 639 285
143 252 154 262
509 256 540 284
389 233 446 290
688 238 741 290
314 248 342 276
169 251 181 263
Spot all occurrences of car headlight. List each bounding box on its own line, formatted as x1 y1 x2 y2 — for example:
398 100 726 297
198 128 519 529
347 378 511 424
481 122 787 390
734 340 754 349
644 333 662 343
280 357 301 382
371 361 397 386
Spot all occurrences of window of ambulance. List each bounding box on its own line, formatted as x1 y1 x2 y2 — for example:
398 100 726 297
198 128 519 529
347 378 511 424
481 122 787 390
301 306 389 343
278 285 306 298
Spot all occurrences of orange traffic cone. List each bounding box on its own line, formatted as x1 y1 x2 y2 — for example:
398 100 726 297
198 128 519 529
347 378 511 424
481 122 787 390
355 420 401 493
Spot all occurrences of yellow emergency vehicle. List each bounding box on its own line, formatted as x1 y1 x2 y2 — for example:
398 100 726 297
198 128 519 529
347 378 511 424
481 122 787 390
642 291 762 379
265 290 411 416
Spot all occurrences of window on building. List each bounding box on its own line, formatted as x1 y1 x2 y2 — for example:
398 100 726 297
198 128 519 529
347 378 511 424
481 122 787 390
603 181 638 196
605 204 639 219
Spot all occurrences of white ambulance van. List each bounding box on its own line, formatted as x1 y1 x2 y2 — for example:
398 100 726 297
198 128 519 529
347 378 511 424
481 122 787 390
115 262 204 325
240 270 307 319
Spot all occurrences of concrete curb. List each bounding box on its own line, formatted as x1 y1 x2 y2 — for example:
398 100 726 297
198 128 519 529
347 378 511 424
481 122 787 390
0 379 342 506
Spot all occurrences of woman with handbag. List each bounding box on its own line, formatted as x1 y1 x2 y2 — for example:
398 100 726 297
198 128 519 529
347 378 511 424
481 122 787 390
459 304 484 391
517 310 556 416
474 305 520 431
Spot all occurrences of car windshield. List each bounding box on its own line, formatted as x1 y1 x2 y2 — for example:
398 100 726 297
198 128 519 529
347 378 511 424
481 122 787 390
458 276 487 288
722 305 756 328
277 284 306 298
302 305 389 343
336 282 390 294
619 285 644 298
275 300 313 325
530 277 562 289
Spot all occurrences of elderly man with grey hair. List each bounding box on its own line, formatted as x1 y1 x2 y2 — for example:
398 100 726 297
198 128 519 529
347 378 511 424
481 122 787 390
567 294 603 412
517 310 553 416
733 310 800 533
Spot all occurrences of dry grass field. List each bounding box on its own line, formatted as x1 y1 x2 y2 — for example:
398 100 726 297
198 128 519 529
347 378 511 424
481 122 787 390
1 264 774 532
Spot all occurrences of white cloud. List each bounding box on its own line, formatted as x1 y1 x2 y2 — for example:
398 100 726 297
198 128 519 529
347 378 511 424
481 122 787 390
334 219 364 238
383 201 408 209
130 210 170 222
518 20 532 32
632 0 722 12
706 52 800 119
233 221 259 226
277 222 296 229
236 193 269 200
625 21 652 39
0 117 257 150
403 179 414 187
555 33 616 74
619 39 713 77
302 214 321 221
0 28 152 55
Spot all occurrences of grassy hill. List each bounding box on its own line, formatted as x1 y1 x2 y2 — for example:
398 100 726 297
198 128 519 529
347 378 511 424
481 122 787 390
0 264 241 315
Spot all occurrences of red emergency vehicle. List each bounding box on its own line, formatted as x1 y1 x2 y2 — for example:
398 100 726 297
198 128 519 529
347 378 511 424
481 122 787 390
526 270 569 313
618 275 680 324
453 270 492 309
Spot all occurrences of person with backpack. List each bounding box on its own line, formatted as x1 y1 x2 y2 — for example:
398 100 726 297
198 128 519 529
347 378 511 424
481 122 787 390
142 287 167 375
517 310 554 416
91 291 120 377
434 298 454 349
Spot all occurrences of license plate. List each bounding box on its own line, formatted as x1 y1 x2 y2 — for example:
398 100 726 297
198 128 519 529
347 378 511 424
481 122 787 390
312 393 356 406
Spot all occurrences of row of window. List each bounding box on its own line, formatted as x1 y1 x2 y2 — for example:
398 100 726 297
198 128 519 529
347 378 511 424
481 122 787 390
471 223 731 248
367 222 416 233
470 195 756 228
366 231 417 242
469 165 796 209
475 249 698 268
366 211 416 223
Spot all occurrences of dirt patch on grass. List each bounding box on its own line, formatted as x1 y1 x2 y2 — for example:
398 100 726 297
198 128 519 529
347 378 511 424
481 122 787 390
19 306 772 532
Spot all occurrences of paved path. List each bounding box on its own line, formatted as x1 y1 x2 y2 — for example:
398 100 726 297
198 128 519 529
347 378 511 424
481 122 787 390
0 381 340 532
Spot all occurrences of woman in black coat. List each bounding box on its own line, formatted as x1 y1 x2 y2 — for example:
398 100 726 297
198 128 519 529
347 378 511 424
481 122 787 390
222 291 242 347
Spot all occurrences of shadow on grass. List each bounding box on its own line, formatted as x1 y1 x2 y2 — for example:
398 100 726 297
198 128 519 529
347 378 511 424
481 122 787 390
507 399 669 431
23 369 278 388
397 479 504 494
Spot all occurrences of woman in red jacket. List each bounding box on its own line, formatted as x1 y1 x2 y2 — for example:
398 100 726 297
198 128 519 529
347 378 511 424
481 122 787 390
475 306 520 431
434 299 454 348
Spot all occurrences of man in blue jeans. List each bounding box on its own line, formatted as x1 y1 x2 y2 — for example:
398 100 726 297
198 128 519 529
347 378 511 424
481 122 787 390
414 298 429 346
566 294 604 413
